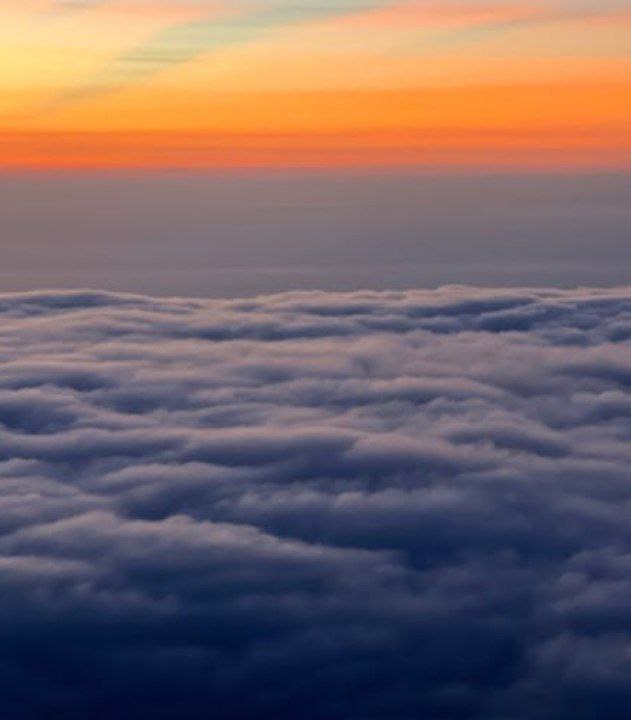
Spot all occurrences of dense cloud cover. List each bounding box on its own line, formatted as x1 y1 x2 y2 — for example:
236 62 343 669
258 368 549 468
0 286 630 719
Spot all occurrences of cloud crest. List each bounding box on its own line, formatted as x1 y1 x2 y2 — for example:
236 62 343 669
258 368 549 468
0 286 630 718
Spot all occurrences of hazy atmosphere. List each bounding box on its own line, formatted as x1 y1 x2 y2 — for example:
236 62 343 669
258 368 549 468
2 172 630 295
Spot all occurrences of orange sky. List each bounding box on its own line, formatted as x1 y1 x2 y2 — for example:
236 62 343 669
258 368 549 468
1 1 630 170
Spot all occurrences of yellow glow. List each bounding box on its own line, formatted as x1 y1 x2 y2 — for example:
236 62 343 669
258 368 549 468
1 1 630 169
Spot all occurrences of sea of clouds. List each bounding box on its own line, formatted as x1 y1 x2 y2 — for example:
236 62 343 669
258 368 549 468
0 286 630 719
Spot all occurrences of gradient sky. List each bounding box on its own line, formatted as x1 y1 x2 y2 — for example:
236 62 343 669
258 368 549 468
2 0 630 169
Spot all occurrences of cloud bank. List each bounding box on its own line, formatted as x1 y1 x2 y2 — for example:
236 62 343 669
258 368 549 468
0 286 630 719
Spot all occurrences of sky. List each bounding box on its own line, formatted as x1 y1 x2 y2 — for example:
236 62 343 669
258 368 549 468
1 172 629 295
0 1 629 293
1 0 630 170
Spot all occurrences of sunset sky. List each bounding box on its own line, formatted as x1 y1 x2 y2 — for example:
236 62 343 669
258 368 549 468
2 0 630 169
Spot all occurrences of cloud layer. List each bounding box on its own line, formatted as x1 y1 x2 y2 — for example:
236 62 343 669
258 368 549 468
0 286 630 719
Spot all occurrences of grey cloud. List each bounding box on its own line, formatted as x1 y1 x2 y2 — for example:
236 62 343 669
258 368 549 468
0 286 629 718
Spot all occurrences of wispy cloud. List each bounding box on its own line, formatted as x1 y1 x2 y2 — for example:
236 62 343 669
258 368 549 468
48 0 631 108
48 0 106 16
51 1 399 105
401 1 631 58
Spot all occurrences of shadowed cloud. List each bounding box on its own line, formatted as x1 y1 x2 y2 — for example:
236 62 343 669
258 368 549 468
0 286 629 718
